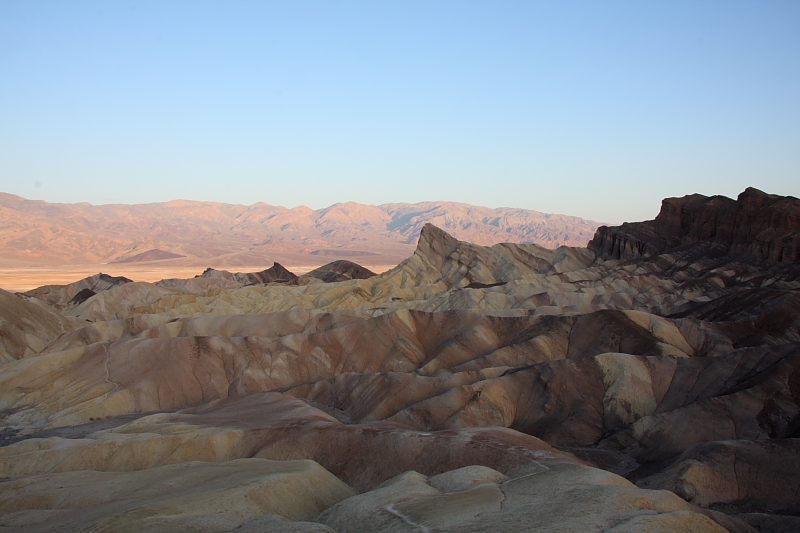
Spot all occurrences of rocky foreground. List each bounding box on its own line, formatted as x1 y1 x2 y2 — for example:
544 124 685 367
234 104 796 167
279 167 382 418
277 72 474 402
0 188 798 532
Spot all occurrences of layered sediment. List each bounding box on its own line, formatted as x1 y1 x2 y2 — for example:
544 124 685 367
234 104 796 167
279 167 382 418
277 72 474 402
1 188 798 532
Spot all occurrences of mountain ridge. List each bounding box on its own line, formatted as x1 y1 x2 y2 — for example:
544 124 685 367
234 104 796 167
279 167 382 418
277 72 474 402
0 193 602 267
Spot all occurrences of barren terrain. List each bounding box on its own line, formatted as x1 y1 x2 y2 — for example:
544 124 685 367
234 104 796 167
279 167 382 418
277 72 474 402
0 188 798 532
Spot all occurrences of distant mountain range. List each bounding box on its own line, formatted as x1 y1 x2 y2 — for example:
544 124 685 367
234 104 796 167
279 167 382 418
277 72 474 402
0 193 602 267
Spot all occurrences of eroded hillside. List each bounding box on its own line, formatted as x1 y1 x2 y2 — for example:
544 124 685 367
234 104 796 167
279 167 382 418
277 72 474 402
0 188 798 533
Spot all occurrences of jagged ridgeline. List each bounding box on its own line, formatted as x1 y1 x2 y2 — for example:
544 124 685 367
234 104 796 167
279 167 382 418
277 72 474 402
0 188 798 533
0 194 603 268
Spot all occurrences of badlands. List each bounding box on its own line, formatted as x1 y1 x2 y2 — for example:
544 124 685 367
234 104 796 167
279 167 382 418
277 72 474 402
0 187 798 532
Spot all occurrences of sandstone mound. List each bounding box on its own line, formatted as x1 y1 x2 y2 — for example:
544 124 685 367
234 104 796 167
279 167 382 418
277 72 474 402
0 289 81 363
318 463 744 533
21 273 132 308
0 458 355 532
197 262 299 285
302 260 377 283
0 454 747 533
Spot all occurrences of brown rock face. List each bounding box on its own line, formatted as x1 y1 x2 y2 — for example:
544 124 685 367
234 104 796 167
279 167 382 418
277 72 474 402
0 289 80 362
589 188 800 262
303 260 377 283
22 272 132 307
198 262 299 285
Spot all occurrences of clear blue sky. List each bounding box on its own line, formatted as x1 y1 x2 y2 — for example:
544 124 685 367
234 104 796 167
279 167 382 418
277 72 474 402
1 1 798 224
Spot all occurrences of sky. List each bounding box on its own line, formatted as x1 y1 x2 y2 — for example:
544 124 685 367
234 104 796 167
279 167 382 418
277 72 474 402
0 1 798 224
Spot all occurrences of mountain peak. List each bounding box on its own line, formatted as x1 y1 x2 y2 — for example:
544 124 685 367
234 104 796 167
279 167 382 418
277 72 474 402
416 223 460 258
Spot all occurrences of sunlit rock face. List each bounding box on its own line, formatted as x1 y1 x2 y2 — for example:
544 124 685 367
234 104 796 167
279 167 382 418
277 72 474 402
1 188 798 532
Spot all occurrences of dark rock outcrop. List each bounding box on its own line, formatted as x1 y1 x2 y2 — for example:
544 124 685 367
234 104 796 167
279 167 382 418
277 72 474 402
199 262 299 285
589 188 800 262
22 273 133 308
637 439 800 514
304 260 377 283
67 288 96 306
736 513 800 533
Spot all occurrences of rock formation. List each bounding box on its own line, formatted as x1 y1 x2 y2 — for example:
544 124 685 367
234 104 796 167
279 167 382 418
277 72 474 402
196 262 299 285
0 188 798 532
21 273 132 308
301 260 377 283
589 187 800 262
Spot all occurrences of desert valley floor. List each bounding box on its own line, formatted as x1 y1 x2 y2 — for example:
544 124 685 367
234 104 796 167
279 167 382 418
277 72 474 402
0 188 799 532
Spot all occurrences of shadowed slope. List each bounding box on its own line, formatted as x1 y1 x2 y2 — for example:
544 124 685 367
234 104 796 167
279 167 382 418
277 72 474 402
589 187 800 262
0 289 81 363
22 273 132 308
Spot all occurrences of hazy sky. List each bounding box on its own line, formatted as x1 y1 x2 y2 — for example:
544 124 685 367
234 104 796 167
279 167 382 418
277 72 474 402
1 1 798 224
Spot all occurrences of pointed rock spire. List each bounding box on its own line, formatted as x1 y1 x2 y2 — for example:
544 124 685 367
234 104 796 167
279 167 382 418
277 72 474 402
415 223 460 261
